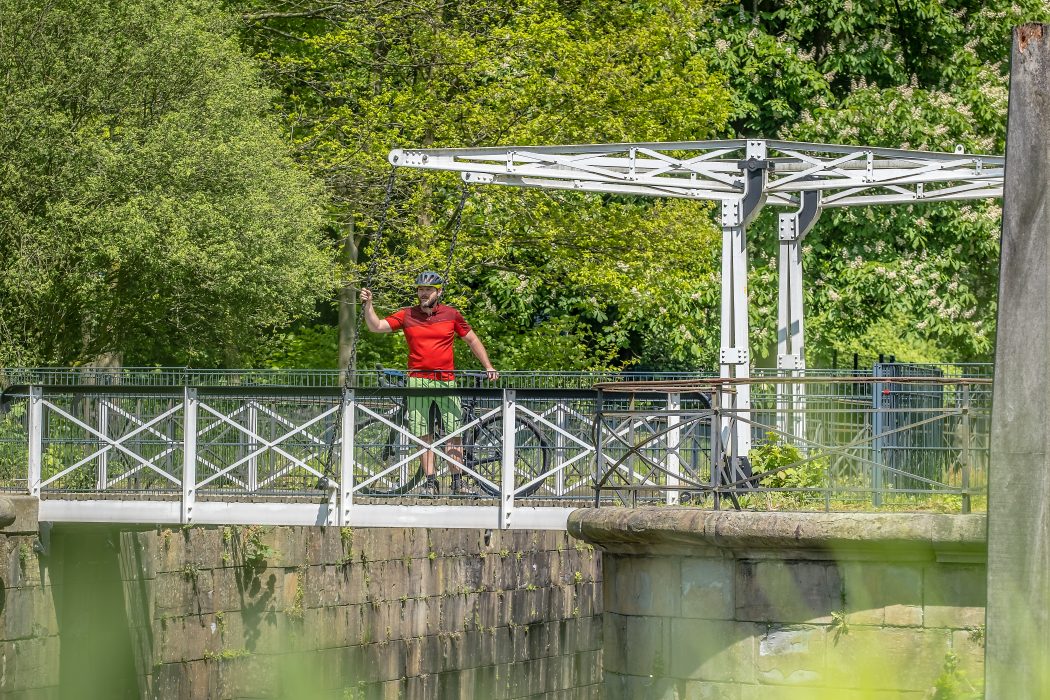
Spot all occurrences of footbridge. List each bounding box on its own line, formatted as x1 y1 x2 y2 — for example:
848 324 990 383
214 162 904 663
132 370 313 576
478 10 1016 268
0 366 990 530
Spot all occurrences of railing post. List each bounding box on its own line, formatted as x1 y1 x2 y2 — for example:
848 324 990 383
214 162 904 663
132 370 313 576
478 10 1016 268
710 388 722 511
500 389 516 529
27 386 42 497
339 390 355 526
872 371 885 507
181 387 197 524
555 401 567 497
247 400 259 492
594 389 604 507
960 384 971 515
666 393 681 505
97 399 109 490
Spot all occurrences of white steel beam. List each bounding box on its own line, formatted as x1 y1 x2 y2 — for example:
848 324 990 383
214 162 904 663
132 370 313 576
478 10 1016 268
390 140 1002 208
39 499 575 530
389 138 1004 462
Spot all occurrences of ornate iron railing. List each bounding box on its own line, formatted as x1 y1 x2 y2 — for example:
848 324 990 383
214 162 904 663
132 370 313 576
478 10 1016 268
0 368 991 528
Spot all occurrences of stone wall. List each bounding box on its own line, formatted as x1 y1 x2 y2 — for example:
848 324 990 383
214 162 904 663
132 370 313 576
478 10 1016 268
0 504 603 700
569 508 987 700
0 497 60 698
79 523 599 699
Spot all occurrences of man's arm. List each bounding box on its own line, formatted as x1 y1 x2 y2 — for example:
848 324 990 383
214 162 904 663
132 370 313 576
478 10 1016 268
360 289 392 333
462 330 499 380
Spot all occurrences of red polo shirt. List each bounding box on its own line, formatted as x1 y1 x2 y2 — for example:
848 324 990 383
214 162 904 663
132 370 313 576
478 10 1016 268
385 304 471 380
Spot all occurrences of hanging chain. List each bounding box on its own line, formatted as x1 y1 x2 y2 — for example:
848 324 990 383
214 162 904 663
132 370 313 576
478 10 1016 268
345 164 398 389
319 165 397 487
441 181 470 292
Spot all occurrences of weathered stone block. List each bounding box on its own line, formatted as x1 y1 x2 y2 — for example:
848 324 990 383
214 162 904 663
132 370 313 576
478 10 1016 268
841 561 922 627
924 563 985 629
0 496 39 535
1 586 57 641
605 669 681 700
825 626 951 691
680 557 734 621
951 628 986 683
183 526 223 571
603 612 668 678
754 625 826 687
682 680 743 700
669 619 759 684
735 560 841 624
1 637 60 692
606 556 680 617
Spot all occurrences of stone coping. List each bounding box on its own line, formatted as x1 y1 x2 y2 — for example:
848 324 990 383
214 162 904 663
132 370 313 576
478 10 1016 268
568 507 987 562
0 495 39 534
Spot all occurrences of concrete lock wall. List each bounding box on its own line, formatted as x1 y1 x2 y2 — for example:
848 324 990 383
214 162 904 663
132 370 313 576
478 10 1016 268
569 509 987 699
0 510 602 699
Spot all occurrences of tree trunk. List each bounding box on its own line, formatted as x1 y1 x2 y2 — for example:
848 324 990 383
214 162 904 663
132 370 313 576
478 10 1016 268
337 219 360 383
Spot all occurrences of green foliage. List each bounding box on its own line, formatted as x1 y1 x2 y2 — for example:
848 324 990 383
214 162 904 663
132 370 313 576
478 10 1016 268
203 647 251 661
751 433 827 490
830 610 849 644
697 0 1050 364
932 651 982 699
241 526 277 571
0 0 333 366
233 0 731 371
0 402 28 485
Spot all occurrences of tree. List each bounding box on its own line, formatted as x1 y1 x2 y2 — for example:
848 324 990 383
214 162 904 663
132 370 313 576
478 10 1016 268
233 0 732 371
695 0 1049 364
0 0 333 367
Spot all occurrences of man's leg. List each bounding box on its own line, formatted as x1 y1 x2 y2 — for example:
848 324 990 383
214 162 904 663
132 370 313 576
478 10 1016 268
435 393 473 495
407 382 439 494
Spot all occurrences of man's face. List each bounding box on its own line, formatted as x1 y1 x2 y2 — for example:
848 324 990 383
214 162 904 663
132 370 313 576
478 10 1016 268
416 286 440 307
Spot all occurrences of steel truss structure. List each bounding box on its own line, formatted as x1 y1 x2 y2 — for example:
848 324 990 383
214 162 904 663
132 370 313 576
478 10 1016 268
3 374 989 529
388 140 1004 454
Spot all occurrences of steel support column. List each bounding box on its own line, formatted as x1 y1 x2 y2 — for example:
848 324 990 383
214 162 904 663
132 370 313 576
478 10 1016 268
339 390 355 526
500 389 517 529
181 388 197 524
776 189 821 443
719 141 769 458
665 392 681 505
27 386 42 497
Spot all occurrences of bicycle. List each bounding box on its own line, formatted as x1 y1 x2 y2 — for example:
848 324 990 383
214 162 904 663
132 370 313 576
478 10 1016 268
352 368 551 497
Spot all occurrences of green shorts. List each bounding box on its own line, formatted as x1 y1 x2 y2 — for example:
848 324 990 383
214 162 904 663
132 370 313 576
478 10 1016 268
406 377 461 437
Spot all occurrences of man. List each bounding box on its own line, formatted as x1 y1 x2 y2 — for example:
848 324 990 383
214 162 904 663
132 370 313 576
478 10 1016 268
360 271 499 495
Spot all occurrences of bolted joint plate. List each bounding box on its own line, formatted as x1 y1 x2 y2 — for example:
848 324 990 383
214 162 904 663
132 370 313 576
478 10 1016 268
720 347 749 365
777 354 803 370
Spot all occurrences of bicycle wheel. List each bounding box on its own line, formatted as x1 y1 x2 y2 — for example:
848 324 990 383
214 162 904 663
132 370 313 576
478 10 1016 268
466 415 551 497
353 417 425 495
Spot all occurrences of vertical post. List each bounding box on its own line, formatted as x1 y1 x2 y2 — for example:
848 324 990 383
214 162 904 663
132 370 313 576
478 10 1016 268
97 399 109 490
871 367 885 507
500 389 516 529
27 386 42 497
776 191 820 443
555 402 567 497
594 389 604 507
181 388 198 525
710 388 722 511
339 391 355 527
719 140 768 459
247 400 259 492
666 393 681 506
987 23 1050 699
960 384 971 515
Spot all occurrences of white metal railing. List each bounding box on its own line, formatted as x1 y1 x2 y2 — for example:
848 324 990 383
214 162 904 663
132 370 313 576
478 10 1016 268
0 374 991 529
